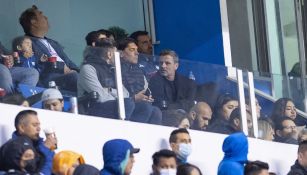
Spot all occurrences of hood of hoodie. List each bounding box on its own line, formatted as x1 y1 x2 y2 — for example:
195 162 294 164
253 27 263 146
222 132 248 163
101 139 139 175
83 46 110 66
0 136 36 171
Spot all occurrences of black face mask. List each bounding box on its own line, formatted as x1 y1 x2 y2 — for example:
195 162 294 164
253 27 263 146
24 159 37 173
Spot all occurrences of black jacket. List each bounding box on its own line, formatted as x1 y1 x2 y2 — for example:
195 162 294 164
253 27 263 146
149 72 197 111
288 160 307 175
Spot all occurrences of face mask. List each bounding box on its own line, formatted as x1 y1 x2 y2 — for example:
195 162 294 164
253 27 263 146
160 168 177 175
177 143 192 162
24 159 37 173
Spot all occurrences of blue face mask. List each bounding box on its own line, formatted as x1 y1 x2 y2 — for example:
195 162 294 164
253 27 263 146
160 168 177 175
177 143 192 162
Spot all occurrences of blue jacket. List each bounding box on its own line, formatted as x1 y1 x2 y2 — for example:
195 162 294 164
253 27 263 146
17 55 37 69
100 139 137 175
218 132 248 175
12 131 54 175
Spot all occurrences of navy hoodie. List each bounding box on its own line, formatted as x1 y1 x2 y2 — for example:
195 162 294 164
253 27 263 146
218 132 248 175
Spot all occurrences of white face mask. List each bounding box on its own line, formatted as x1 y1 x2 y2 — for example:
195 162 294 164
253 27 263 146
160 168 177 175
177 143 192 162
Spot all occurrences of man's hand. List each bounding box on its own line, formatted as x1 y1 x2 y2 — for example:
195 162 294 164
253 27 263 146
134 89 154 102
1 54 14 68
64 64 76 74
44 134 57 150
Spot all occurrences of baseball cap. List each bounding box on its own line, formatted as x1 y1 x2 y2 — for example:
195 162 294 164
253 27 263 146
41 88 63 101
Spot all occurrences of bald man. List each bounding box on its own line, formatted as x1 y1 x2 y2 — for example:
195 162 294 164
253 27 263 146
189 102 212 131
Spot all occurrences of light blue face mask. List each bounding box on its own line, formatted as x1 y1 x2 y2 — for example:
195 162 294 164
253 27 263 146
159 168 177 175
120 149 131 175
177 143 192 162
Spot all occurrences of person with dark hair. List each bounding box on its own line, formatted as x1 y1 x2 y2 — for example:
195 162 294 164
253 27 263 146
274 117 298 144
218 132 248 175
9 110 57 175
85 31 101 46
129 31 158 80
1 93 29 107
207 94 238 134
73 164 99 175
149 49 197 117
177 163 203 175
100 139 140 175
12 36 40 69
0 136 38 174
244 160 269 175
163 109 191 128
288 140 307 174
78 38 135 119
0 41 39 94
118 38 162 125
169 128 192 165
270 98 307 126
189 102 212 131
209 108 253 135
19 5 79 92
152 149 177 175
97 29 115 41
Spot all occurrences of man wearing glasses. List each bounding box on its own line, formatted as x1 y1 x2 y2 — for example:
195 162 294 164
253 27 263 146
274 117 298 144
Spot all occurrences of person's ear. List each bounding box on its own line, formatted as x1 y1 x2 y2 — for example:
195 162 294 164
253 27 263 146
170 142 176 151
175 63 179 70
190 111 196 120
276 130 282 137
107 51 112 59
17 45 22 51
233 118 240 128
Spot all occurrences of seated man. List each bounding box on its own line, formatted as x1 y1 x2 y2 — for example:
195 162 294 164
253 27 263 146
19 5 79 92
288 140 307 175
274 116 298 145
78 38 135 119
244 160 270 175
130 31 158 80
189 102 212 131
41 88 64 112
169 128 192 165
151 149 177 175
10 110 57 175
0 41 39 94
209 108 253 136
149 50 197 116
118 38 162 125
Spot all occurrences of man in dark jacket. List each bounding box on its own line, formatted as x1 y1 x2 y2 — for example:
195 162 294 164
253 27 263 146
288 140 307 175
9 110 57 175
19 5 79 92
118 38 162 125
217 132 248 175
274 117 298 145
100 139 139 175
149 50 197 121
